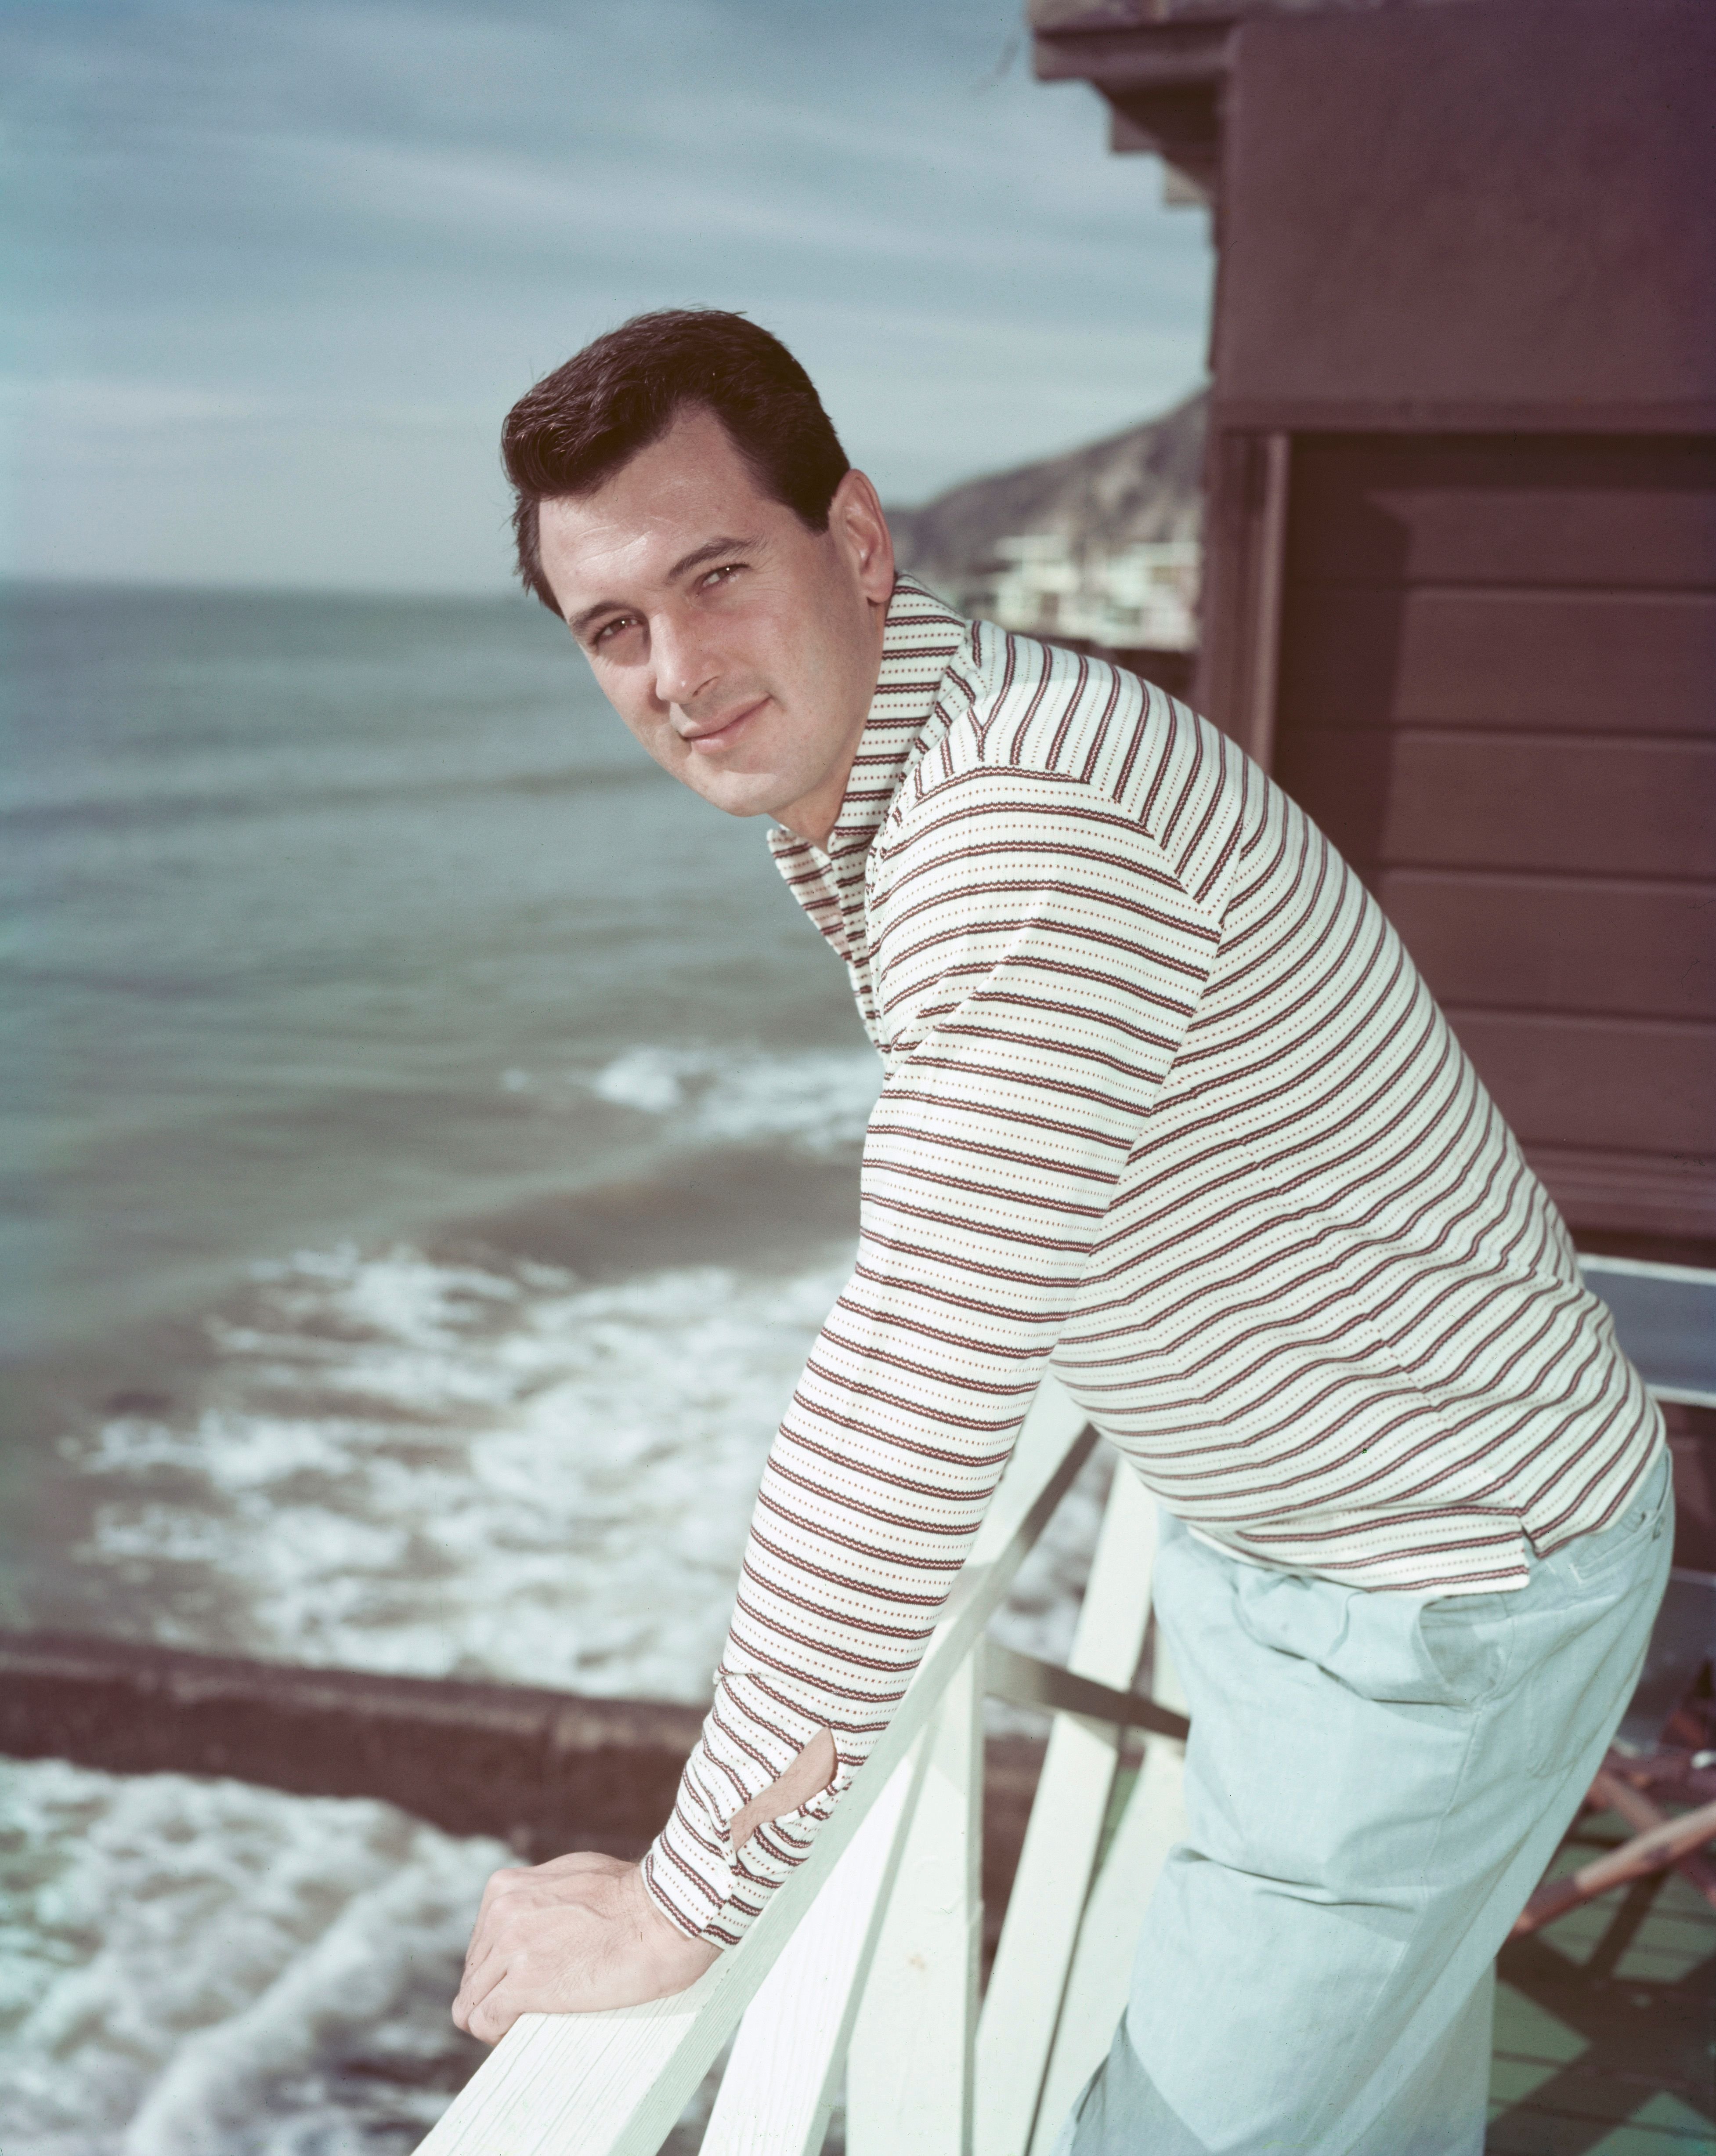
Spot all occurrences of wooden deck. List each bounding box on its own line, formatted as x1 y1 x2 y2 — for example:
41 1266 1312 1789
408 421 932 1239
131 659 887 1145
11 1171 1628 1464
1489 1799 1715 2153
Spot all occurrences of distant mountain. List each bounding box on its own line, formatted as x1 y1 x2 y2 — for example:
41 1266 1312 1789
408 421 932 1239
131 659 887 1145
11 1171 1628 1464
885 390 1207 605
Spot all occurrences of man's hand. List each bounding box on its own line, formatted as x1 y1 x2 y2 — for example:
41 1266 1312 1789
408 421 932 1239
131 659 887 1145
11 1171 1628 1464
452 1853 720 2044
452 1731 837 2044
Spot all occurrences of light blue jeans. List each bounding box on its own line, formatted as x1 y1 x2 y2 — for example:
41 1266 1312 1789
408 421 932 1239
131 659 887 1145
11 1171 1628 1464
1054 1449 1673 2155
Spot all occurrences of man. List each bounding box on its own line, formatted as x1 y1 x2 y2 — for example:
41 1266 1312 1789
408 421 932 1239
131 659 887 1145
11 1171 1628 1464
452 310 1669 2151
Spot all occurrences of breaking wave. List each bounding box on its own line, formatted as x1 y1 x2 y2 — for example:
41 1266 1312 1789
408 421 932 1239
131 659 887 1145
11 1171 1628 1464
495 1042 885 1157
0 1760 502 2155
68 1243 852 1698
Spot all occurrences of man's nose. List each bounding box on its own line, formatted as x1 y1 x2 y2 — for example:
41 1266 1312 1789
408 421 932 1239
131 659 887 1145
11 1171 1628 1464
650 612 717 711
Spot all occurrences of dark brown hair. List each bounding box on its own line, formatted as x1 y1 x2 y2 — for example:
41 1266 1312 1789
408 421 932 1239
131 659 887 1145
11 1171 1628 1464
501 309 851 614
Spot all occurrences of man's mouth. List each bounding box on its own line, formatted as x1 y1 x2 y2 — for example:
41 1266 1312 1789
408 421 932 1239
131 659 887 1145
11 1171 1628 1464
681 697 766 753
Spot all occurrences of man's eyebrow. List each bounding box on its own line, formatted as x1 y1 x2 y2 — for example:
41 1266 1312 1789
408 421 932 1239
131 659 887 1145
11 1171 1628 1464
567 534 762 642
666 533 761 582
568 595 628 639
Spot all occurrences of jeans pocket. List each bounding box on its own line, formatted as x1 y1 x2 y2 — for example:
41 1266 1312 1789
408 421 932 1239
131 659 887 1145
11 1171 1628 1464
1229 1558 1514 1711
1501 1458 1672 1778
1415 1592 1515 1712
1564 1447 1672 1589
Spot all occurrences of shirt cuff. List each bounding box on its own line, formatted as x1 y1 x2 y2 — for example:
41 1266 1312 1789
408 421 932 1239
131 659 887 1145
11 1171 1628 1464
640 1675 858 1946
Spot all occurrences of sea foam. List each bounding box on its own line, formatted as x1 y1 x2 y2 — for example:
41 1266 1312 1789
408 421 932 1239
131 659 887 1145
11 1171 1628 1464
588 1045 884 1153
69 1230 1104 1697
493 1042 886 1156
72 1245 853 1697
0 1758 502 2154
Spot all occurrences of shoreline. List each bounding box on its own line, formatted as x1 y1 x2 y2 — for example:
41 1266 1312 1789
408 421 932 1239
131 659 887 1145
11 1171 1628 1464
0 1627 1051 1970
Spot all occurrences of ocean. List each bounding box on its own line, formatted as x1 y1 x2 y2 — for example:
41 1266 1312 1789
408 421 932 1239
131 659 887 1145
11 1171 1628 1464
0 583 1105 2150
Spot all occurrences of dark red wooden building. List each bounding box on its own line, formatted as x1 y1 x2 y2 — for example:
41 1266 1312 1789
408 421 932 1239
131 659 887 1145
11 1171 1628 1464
1033 0 1716 1257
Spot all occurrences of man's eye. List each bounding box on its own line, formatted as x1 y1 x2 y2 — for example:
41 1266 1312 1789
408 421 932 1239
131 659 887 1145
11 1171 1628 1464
591 615 637 648
701 563 744 589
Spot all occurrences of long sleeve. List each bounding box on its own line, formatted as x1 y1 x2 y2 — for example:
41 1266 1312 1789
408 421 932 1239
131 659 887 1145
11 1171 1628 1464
641 759 1220 1944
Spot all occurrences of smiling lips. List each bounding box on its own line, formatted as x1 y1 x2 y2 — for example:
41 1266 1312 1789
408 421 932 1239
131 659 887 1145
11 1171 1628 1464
680 696 766 752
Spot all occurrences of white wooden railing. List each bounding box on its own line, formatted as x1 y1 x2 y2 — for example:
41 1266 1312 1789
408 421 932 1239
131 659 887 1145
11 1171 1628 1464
417 1376 1190 2156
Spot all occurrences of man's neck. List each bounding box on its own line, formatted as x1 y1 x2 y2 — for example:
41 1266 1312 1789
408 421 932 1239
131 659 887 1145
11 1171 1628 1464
773 745 861 851
772 613 889 850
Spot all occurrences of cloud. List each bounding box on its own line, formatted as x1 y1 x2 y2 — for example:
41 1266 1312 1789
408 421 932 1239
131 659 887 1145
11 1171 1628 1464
0 0 1212 590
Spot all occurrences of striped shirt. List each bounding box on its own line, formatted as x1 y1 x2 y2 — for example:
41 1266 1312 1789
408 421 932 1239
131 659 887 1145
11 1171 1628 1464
642 575 1663 1946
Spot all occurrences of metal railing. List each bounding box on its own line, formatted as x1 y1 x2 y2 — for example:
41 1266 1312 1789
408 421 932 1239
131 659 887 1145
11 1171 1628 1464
415 1375 1190 2156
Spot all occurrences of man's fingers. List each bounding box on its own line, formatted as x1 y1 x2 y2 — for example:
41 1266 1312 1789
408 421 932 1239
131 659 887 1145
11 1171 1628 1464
461 1859 572 1984
457 1950 589 2046
450 1851 704 2029
533 1849 628 1880
460 1856 618 1973
452 1940 508 2036
459 1910 501 1986
475 1862 530 1914
466 1863 529 1950
466 1978 524 2046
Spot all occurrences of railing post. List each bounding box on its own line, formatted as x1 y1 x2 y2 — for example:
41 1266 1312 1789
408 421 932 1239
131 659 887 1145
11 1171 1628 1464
974 1469 1160 2156
698 1741 927 2155
1028 1636 1189 2151
846 1650 984 2155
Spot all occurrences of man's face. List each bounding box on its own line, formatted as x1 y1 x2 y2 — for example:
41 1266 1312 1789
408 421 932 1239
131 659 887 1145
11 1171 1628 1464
535 405 896 847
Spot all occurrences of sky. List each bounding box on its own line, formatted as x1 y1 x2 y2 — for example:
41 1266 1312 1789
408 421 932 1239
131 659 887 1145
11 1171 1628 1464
1 0 1214 593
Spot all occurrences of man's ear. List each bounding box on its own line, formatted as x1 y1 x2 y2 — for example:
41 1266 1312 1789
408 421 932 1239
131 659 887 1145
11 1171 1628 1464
830 468 896 609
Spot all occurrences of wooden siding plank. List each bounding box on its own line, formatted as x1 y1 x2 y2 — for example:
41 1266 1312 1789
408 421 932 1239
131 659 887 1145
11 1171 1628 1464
1273 428 1716 1234
1274 733 1716 880
1372 873 1716 1024
1528 1146 1716 1241
1276 588 1716 735
1286 437 1716 589
1215 3 1716 414
1446 1012 1716 1158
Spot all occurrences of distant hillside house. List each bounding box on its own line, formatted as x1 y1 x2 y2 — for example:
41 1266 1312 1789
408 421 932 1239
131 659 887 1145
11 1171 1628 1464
888 391 1206 685
965 533 1199 652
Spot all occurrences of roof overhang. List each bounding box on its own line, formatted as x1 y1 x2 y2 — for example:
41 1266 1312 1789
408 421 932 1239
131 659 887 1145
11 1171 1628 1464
1029 2 1243 204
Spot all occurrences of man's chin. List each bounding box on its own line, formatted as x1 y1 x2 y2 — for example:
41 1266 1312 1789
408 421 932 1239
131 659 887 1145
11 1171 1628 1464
687 767 801 824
